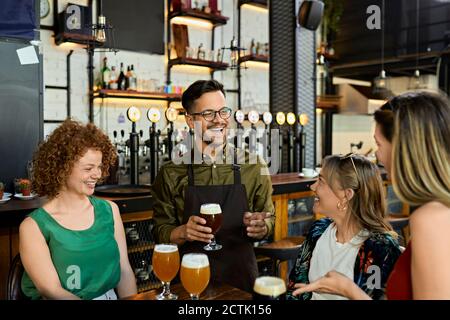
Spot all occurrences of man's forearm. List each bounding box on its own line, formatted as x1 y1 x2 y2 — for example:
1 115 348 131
169 225 187 246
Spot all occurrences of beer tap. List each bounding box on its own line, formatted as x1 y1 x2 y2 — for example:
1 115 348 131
147 107 161 184
286 112 296 172
139 130 146 157
113 130 118 148
298 114 309 170
126 106 141 185
165 106 179 161
120 129 128 158
234 110 245 154
275 112 286 174
247 110 260 155
262 112 273 162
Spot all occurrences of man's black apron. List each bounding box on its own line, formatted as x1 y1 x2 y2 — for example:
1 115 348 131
182 164 258 293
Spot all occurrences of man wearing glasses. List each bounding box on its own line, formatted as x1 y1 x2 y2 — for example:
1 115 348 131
151 80 274 292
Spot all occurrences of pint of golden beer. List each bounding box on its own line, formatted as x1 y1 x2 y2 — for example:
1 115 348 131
180 253 210 300
152 244 180 300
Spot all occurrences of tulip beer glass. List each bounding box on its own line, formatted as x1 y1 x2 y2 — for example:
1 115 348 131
152 244 180 300
180 253 210 300
199 203 223 251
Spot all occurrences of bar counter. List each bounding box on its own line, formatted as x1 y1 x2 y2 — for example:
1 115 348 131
0 173 315 217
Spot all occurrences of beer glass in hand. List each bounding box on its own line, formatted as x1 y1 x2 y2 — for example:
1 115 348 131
152 244 180 300
180 253 210 300
199 203 223 251
253 276 287 300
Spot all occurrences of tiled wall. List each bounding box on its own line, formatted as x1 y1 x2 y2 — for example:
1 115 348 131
40 0 270 141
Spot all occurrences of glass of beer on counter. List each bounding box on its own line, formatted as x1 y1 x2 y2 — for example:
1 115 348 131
152 243 180 300
253 276 287 300
180 253 210 300
200 203 223 251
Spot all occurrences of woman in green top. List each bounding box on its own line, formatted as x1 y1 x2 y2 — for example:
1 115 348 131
20 119 137 299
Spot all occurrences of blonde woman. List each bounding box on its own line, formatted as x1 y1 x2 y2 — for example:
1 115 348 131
293 91 450 300
287 154 401 300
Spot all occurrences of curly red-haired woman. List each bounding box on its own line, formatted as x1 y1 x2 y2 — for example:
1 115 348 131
20 119 137 300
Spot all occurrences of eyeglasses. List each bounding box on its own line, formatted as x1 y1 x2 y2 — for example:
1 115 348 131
189 107 232 121
340 153 359 181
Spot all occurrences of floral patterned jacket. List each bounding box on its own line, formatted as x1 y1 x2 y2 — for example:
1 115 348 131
287 218 401 300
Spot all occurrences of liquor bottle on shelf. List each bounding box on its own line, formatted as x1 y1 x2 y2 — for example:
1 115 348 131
173 0 191 11
101 57 111 89
124 65 131 90
256 42 261 56
109 66 118 90
128 64 137 91
197 43 206 60
250 39 256 56
209 0 218 14
216 48 222 62
117 62 126 90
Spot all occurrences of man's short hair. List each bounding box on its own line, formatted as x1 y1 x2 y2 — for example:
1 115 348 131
181 80 226 114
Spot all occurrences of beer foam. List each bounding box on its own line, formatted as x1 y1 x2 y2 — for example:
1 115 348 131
200 203 222 215
154 244 178 253
253 276 286 297
182 253 209 269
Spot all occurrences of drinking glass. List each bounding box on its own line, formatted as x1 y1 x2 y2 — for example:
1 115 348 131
180 253 210 300
253 276 286 300
152 244 180 300
199 203 222 251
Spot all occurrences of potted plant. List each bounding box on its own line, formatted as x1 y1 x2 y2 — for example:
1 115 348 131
321 0 344 57
19 179 32 196
0 182 4 199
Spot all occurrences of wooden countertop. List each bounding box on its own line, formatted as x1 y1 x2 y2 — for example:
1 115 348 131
271 172 316 185
124 281 252 300
0 197 47 213
271 173 316 195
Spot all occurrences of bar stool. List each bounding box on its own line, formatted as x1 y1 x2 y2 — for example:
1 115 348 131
254 236 305 278
7 254 27 300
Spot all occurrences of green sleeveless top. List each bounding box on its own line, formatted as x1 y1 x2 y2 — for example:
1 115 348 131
21 196 121 300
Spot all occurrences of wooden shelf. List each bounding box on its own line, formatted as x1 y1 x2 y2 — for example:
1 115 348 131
54 32 104 47
239 0 268 9
93 89 182 102
169 9 229 27
127 241 154 254
239 54 269 64
169 57 229 70
316 95 341 110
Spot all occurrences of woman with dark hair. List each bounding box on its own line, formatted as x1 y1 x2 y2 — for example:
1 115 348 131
20 119 137 300
287 154 401 300
292 91 450 300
